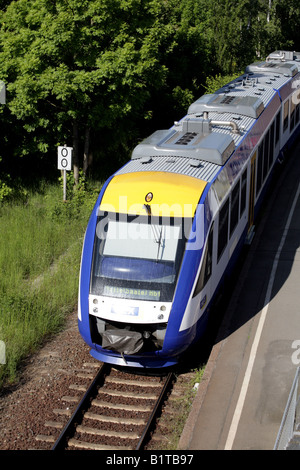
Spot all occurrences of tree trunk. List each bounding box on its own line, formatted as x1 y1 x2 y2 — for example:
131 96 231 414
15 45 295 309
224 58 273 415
73 121 79 185
83 126 90 177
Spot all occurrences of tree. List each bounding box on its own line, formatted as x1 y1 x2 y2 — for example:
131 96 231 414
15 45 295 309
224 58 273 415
272 0 300 50
1 0 299 185
0 0 175 182
198 0 262 75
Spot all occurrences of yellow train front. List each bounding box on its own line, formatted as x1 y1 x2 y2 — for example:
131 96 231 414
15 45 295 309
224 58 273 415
78 50 300 368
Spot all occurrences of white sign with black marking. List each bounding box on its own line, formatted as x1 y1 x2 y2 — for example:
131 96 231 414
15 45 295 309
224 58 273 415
57 146 72 171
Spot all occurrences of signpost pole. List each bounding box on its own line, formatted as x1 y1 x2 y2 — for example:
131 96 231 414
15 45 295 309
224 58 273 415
63 169 67 202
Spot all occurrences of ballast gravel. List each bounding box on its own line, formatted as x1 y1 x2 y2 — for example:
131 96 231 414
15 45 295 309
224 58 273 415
0 313 94 450
0 312 198 451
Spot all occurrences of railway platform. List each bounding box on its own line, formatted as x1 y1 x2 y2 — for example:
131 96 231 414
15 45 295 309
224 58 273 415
179 139 300 450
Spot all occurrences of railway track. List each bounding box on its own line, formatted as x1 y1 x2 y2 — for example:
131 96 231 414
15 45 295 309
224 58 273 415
35 361 175 450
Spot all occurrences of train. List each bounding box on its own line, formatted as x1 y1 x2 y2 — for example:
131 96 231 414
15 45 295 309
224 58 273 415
78 50 300 369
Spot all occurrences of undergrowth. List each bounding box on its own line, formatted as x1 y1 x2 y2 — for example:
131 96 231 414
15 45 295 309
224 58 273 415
0 174 101 387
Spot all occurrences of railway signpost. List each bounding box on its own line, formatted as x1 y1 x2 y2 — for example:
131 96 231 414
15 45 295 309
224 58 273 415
57 145 73 201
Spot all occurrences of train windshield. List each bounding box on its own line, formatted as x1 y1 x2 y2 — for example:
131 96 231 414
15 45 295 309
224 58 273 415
90 212 190 302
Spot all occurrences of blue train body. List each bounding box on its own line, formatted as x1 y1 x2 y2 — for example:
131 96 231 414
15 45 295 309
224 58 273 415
78 51 300 368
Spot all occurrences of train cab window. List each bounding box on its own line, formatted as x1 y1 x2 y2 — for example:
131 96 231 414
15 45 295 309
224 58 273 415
193 224 213 297
230 181 240 236
240 169 247 216
283 101 289 132
91 213 189 303
217 198 229 261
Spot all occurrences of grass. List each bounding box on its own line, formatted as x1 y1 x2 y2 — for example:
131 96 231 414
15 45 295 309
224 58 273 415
0 178 101 388
166 367 206 449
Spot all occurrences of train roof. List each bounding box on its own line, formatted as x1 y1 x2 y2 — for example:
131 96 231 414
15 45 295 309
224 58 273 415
115 50 300 186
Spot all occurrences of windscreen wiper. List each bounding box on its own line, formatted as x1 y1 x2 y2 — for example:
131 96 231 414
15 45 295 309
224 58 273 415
156 226 163 262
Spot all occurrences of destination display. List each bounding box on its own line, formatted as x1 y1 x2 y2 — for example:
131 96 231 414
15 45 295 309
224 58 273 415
103 285 161 301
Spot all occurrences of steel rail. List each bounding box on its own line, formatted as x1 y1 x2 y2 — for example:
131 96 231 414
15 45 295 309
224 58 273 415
52 363 110 450
135 371 175 450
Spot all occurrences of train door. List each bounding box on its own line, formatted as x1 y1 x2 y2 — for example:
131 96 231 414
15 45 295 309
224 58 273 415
247 151 257 242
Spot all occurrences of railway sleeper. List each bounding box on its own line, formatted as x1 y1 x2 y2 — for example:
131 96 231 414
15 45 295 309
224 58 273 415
76 424 140 439
98 388 158 400
105 376 163 388
53 408 72 417
68 438 131 451
36 434 56 443
92 398 152 412
61 395 80 403
84 411 146 426
45 420 64 430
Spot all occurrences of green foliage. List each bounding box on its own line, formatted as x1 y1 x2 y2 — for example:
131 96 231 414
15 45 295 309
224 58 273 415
204 72 243 95
0 182 100 387
0 0 299 180
0 176 29 203
0 179 12 201
0 0 177 174
54 170 98 220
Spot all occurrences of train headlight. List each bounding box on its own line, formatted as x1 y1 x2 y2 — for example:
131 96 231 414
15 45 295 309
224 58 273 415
158 305 166 320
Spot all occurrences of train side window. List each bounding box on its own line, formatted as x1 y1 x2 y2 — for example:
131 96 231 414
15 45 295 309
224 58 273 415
266 129 272 170
256 143 263 195
263 130 269 181
240 169 247 216
270 121 274 165
218 198 229 261
283 101 289 132
275 111 280 144
290 99 296 131
296 102 300 125
230 180 240 236
193 224 214 297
